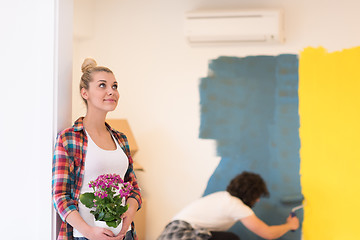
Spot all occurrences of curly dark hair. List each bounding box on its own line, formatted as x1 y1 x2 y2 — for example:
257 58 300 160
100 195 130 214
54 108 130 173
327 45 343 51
226 171 270 208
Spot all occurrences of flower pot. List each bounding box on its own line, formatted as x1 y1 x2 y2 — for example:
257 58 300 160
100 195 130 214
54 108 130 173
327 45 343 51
94 220 121 236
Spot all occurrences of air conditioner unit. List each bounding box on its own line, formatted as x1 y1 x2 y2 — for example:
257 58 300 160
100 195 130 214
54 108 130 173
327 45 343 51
184 9 284 44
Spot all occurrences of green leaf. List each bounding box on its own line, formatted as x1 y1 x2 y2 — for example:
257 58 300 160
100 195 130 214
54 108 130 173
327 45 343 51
103 212 115 221
116 204 128 215
115 197 123 205
97 211 105 221
79 193 95 208
95 196 105 205
106 220 119 228
105 203 117 215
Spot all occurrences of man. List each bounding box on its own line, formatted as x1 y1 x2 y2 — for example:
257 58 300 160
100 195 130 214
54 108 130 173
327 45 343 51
158 171 299 240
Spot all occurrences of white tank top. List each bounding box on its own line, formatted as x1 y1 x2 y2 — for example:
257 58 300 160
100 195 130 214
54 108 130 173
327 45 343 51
73 130 130 237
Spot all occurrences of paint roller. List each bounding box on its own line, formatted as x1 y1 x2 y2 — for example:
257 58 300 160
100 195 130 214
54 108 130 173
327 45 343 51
289 203 305 232
280 194 304 205
290 204 304 217
280 194 305 232
280 194 305 216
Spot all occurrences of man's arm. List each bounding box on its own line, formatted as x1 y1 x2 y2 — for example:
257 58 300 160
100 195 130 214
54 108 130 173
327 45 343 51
240 213 299 239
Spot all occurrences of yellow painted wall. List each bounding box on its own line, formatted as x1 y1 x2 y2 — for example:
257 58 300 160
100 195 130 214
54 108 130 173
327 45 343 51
299 47 360 240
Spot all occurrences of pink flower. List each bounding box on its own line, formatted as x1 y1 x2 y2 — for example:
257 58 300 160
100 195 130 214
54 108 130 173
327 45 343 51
89 173 132 200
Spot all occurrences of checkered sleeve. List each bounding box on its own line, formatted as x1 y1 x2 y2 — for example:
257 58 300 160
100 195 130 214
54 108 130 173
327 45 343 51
52 131 78 221
121 133 142 210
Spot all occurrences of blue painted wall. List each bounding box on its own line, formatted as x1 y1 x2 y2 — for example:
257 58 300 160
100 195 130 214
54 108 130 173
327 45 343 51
199 55 302 240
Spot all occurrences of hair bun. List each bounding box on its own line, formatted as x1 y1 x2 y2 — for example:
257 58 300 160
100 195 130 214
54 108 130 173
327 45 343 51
81 58 97 73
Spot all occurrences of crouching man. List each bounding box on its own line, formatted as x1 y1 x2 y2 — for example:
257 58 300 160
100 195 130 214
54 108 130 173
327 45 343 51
157 171 299 240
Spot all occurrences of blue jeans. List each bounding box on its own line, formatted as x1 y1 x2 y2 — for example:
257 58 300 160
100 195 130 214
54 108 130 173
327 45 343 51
74 230 134 240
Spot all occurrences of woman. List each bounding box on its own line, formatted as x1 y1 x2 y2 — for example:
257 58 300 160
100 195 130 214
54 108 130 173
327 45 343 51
52 58 142 240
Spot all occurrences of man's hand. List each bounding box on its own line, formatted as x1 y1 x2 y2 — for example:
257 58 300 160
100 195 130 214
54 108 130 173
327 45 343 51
286 214 300 231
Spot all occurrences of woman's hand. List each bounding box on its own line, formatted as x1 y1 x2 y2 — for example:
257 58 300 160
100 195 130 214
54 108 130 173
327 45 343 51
116 198 139 239
66 211 122 240
86 226 116 239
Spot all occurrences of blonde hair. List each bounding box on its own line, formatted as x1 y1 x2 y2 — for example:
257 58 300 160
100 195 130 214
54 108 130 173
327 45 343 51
80 58 113 104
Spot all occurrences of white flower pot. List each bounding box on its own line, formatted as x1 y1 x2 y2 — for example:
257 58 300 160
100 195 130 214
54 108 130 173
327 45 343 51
94 220 121 236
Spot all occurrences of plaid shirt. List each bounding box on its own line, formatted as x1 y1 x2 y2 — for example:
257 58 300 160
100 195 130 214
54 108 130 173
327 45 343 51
52 117 142 240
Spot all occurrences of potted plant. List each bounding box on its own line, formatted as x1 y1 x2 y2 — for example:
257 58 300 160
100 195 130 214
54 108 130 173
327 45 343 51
79 173 133 234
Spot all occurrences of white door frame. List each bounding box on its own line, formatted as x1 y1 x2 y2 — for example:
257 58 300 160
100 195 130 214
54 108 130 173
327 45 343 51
52 0 73 239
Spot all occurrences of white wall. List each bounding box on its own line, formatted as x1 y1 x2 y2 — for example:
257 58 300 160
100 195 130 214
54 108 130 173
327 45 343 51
0 1 55 238
0 0 73 239
72 0 360 239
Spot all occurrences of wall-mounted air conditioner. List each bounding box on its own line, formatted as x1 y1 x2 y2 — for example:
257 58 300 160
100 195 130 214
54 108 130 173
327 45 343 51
184 9 285 44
